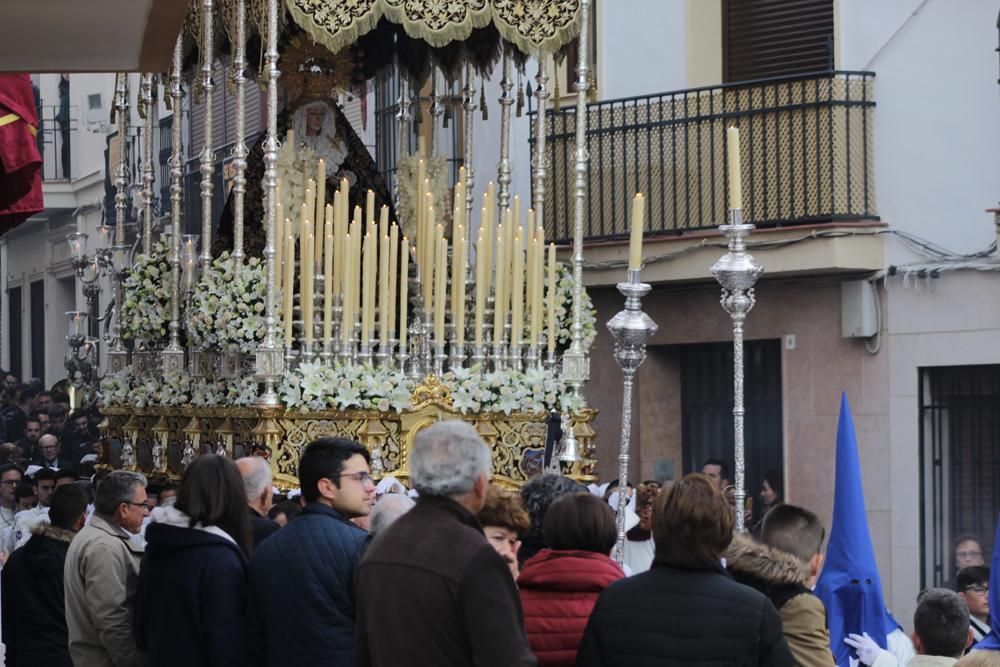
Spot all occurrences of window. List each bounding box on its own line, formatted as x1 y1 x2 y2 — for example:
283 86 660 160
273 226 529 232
29 280 44 380
7 287 21 380
920 364 1000 587
723 0 834 82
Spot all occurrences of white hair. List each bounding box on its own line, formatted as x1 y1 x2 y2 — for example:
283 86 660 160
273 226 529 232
236 456 272 503
369 493 415 536
410 421 491 499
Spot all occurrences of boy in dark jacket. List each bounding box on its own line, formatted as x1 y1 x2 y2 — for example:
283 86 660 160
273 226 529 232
1 483 88 666
726 503 836 667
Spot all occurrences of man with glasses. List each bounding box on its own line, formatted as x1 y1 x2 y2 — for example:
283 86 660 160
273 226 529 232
64 470 147 667
945 536 986 591
251 437 376 665
957 566 991 646
0 463 22 536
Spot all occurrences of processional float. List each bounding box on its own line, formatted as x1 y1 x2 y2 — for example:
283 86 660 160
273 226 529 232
66 0 603 491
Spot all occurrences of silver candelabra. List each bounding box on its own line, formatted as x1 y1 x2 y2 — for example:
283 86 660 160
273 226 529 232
606 268 658 566
710 209 763 533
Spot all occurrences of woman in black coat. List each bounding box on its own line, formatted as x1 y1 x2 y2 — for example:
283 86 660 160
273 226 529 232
575 473 794 667
136 455 255 667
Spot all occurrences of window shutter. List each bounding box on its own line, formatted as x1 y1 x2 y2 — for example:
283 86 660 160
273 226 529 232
724 0 834 82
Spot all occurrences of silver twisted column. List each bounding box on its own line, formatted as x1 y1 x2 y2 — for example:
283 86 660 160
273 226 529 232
140 73 155 255
606 269 657 566
462 64 476 230
557 0 592 460
199 0 215 273
563 0 592 402
231 0 248 267
496 52 513 214
163 36 186 375
254 0 283 405
108 73 130 373
710 211 763 533
393 75 410 216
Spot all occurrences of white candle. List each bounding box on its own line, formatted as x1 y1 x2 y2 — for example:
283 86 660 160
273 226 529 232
629 193 645 271
727 126 743 210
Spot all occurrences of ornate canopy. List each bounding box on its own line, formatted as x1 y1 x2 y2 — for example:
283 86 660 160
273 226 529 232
286 0 583 58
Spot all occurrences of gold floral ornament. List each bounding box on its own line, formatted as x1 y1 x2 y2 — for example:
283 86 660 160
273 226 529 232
280 34 355 103
410 375 454 408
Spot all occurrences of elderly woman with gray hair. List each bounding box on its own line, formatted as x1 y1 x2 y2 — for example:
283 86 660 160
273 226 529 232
355 420 537 667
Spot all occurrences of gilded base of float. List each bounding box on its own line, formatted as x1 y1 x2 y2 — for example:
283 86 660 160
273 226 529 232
98 376 598 490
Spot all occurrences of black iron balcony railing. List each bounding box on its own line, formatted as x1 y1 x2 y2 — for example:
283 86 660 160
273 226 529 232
536 70 877 243
37 104 78 182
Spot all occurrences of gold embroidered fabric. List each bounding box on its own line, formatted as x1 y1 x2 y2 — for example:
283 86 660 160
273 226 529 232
286 0 581 57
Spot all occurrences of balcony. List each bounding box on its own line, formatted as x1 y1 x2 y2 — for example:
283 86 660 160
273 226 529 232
37 104 77 183
538 71 878 244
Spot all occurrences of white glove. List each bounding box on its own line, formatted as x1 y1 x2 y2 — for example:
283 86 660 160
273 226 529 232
844 633 883 666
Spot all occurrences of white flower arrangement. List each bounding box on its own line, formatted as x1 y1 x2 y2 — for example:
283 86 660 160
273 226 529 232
549 264 597 352
186 253 278 353
98 368 133 406
277 141 319 229
120 242 173 346
276 362 576 416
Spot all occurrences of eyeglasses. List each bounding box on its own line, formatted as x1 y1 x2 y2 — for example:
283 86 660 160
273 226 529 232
339 472 374 485
0 480 20 487
125 501 149 510
964 584 989 594
957 550 983 559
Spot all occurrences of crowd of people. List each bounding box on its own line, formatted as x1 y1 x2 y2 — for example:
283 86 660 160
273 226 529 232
0 374 993 665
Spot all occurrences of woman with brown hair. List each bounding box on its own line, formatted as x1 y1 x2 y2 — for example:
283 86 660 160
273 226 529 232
517 492 623 667
575 473 794 666
478 484 531 579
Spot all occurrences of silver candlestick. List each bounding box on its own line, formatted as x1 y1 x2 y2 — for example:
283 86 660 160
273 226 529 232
606 268 658 566
711 210 763 533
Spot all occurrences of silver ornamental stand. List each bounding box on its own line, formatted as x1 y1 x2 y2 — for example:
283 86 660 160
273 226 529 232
556 0 592 463
254 0 284 406
163 35 186 376
606 268 657 566
710 211 762 533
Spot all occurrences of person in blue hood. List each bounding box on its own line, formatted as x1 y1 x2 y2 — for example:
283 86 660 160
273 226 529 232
815 394 914 667
967 512 1000 655
136 454 255 666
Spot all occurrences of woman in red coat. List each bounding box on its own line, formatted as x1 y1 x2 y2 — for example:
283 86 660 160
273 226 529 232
517 492 624 667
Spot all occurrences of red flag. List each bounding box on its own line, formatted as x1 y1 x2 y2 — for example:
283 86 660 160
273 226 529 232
0 73 44 233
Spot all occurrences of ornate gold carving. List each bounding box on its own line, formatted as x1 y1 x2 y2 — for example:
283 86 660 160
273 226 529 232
410 374 453 408
280 34 355 103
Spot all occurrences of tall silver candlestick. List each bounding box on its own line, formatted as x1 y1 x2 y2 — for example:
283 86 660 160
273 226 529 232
198 0 215 273
711 210 762 533
108 73 130 373
562 0 593 404
254 0 284 406
163 37 185 376
139 73 155 255
606 268 658 566
230 0 248 268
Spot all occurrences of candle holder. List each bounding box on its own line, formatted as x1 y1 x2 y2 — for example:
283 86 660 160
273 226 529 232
320 341 334 366
396 337 409 375
470 344 485 369
606 268 658 566
405 321 422 379
449 324 465 371
711 209 763 533
433 342 447 376
508 340 523 373
525 343 540 371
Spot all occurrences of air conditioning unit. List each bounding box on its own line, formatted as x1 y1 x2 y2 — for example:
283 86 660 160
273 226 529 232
84 93 108 133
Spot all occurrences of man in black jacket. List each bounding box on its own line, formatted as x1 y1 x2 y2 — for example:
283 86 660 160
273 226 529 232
1 482 88 666
251 438 375 665
236 456 279 547
355 421 536 667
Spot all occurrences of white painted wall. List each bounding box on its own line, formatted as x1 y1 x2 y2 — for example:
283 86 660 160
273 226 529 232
840 0 1000 263
598 0 687 100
